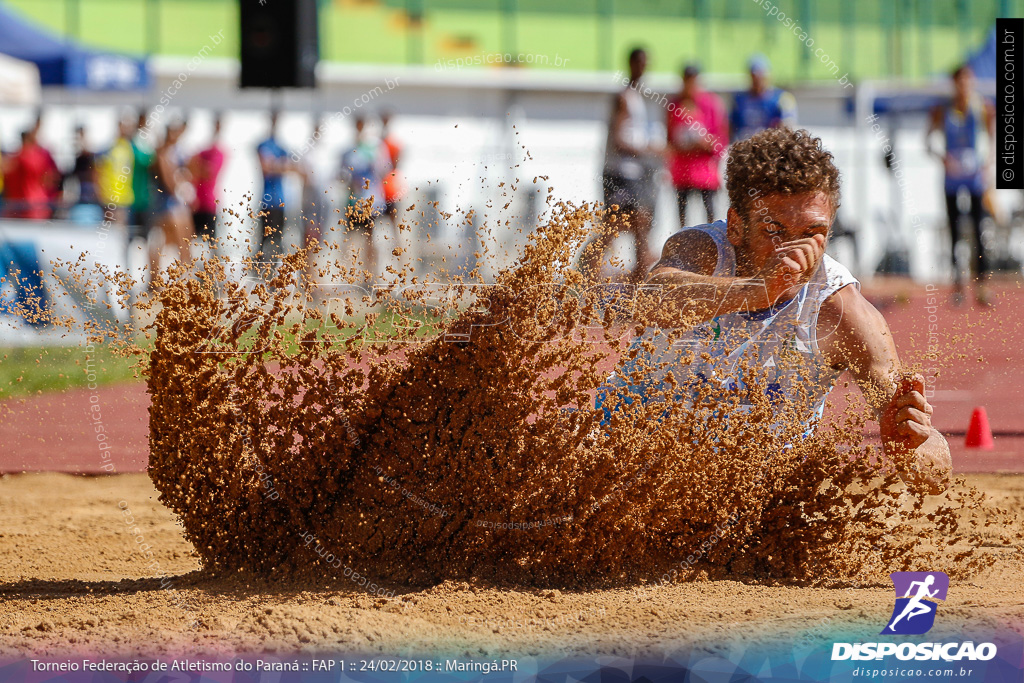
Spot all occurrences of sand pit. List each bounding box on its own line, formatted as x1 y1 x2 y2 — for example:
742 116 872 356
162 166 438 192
129 204 1016 590
4 178 1023 665
0 472 1021 658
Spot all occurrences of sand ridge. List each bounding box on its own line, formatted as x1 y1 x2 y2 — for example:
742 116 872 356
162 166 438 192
0 473 1022 658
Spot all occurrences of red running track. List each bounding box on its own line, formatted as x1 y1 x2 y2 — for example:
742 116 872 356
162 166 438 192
1 283 1021 475
828 281 1024 474
0 382 150 474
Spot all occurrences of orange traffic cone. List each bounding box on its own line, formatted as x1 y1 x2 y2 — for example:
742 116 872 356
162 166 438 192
965 407 995 450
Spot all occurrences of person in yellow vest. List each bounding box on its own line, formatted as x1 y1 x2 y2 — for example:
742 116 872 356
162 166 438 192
97 114 136 224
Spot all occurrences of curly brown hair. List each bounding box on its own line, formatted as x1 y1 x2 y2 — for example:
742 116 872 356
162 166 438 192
726 127 841 220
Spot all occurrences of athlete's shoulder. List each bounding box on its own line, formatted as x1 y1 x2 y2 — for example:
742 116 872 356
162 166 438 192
776 89 797 112
818 277 866 315
697 90 724 110
655 226 721 275
817 279 888 359
969 93 991 118
820 254 859 291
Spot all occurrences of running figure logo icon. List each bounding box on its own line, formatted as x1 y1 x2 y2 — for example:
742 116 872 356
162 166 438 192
880 571 950 635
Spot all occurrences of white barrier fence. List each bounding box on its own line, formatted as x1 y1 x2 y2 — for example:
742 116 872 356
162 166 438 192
0 218 130 346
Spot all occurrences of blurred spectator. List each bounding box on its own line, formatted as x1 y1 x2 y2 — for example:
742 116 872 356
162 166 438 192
730 54 796 142
926 64 996 306
65 126 101 223
582 46 661 282
69 125 99 205
36 117 61 209
256 110 292 260
98 115 136 224
2 117 60 219
150 119 195 284
130 111 155 236
666 63 727 227
301 116 330 289
340 114 392 280
190 113 226 244
380 110 406 228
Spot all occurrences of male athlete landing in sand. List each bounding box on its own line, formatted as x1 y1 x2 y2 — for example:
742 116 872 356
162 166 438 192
599 127 951 493
888 575 939 631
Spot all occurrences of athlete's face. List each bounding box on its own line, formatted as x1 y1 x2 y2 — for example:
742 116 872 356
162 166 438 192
629 53 647 81
750 69 768 93
727 191 832 275
953 68 974 98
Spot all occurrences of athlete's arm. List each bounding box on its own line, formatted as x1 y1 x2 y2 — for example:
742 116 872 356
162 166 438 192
925 105 945 162
188 154 204 182
817 285 952 494
984 99 997 170
610 92 648 158
155 148 180 195
777 90 798 128
638 230 756 328
665 102 681 153
637 229 825 328
729 98 742 143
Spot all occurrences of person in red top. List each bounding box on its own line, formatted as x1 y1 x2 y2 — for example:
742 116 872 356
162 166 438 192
2 117 60 220
189 113 226 244
666 63 727 228
379 110 405 227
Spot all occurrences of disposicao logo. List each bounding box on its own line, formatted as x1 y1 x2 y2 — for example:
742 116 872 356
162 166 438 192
830 571 997 663
881 571 949 635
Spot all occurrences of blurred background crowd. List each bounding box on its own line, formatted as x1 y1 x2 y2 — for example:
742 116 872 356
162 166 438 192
0 0 1020 337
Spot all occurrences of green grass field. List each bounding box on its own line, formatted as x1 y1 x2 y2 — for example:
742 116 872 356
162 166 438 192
0 305 445 401
2 0 1010 83
0 344 142 401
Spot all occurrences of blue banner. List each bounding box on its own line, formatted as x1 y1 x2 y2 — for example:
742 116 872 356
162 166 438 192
2 635 1021 683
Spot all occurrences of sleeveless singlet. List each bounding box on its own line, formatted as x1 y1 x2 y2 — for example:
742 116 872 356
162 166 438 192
597 220 859 435
943 95 987 195
603 87 650 181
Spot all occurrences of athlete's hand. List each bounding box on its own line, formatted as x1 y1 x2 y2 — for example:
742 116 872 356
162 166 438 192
755 234 826 304
880 375 934 453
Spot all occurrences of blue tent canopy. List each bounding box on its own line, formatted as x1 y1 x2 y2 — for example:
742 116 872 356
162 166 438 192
965 28 998 82
0 2 149 90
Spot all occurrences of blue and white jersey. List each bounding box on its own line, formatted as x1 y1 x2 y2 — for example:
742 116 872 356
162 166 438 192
257 138 289 207
730 88 797 142
341 142 390 214
597 220 858 434
943 95 987 195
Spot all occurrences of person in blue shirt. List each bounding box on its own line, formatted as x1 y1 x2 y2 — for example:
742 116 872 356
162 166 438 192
730 54 797 142
256 111 293 260
339 114 392 281
926 64 996 306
